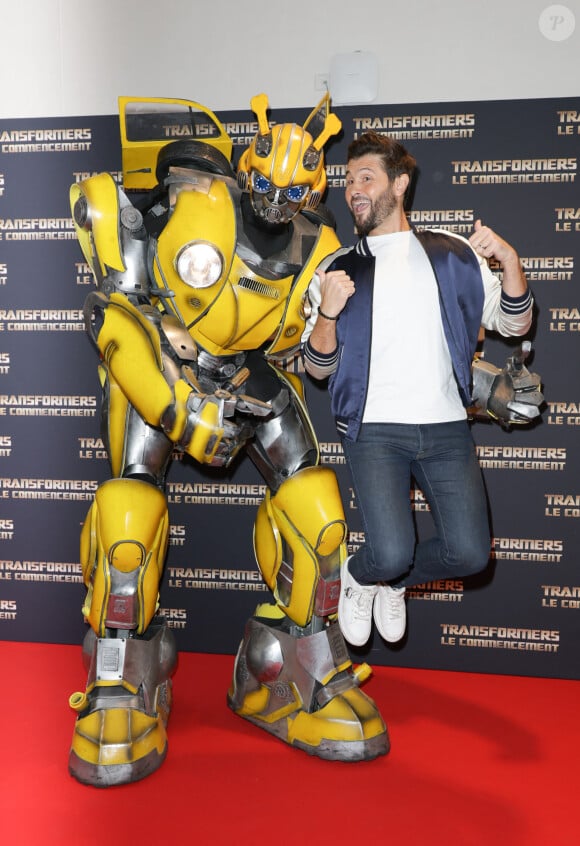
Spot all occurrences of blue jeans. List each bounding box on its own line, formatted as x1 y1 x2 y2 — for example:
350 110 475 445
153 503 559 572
343 421 491 588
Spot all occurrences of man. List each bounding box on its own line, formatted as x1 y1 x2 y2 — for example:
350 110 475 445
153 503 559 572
301 131 534 648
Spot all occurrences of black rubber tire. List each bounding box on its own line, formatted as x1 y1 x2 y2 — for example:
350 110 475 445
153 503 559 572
156 139 235 182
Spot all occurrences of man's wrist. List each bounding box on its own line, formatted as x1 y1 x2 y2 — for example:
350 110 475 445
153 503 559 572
318 307 339 321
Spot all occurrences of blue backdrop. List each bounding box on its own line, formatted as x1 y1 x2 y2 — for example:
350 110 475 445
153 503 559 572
0 96 579 679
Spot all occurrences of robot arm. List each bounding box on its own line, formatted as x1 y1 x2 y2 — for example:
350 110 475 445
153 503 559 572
470 341 544 428
85 291 271 464
84 290 225 462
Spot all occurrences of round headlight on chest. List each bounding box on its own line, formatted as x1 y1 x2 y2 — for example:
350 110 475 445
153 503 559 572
176 241 224 289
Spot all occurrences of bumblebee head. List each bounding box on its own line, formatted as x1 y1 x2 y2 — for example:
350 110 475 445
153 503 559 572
237 92 342 225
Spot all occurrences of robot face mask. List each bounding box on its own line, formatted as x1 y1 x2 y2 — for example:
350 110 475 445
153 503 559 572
238 93 342 225
250 167 310 225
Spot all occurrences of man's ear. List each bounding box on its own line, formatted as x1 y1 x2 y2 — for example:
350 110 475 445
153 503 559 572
394 173 410 197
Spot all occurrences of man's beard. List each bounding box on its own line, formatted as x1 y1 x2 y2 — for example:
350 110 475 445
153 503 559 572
351 186 397 236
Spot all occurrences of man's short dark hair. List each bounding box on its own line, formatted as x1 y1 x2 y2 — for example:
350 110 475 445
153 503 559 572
347 131 416 182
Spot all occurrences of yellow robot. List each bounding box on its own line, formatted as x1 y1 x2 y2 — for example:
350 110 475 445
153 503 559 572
68 93 389 786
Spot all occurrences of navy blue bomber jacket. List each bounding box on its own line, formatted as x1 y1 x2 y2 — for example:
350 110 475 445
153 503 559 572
308 230 485 441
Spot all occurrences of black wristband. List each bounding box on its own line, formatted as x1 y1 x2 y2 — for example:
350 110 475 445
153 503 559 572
318 308 339 321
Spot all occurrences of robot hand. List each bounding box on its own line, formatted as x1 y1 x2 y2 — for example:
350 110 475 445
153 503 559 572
164 381 272 465
470 342 544 428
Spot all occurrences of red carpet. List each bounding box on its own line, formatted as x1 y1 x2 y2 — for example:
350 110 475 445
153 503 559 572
1 640 577 845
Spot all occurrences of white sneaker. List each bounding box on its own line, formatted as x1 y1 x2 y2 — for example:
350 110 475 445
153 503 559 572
338 557 377 647
374 585 407 643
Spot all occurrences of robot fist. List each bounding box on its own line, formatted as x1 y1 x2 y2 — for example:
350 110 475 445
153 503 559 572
471 342 544 428
159 379 227 464
162 379 272 466
182 391 227 464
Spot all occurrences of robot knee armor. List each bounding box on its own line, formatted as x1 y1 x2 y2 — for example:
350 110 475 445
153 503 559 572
253 465 347 627
80 477 169 636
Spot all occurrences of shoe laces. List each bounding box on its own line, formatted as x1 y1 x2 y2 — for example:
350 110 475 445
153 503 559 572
346 585 375 620
385 588 405 617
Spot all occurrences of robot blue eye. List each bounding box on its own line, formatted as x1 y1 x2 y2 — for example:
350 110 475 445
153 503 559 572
252 173 272 193
285 185 307 202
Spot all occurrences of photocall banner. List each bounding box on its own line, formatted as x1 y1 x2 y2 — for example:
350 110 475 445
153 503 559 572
0 97 579 680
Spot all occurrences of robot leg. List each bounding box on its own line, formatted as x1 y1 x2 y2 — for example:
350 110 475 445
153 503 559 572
68 477 177 786
228 465 389 761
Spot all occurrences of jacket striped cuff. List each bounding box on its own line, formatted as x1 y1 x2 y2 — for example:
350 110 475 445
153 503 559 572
500 289 533 315
303 339 339 377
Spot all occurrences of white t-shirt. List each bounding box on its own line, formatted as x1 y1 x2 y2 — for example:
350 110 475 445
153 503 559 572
362 230 467 424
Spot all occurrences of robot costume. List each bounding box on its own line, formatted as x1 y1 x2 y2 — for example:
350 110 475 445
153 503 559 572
67 94 389 787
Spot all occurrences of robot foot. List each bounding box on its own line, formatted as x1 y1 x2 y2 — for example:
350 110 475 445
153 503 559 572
68 618 177 787
227 616 389 762
68 700 170 788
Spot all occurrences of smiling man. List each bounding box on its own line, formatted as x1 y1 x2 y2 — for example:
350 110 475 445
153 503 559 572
301 130 534 648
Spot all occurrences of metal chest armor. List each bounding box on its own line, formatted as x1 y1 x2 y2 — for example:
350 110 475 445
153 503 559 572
151 169 339 361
